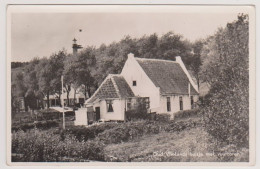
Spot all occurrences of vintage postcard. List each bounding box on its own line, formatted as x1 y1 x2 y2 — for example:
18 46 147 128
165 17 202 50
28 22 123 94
6 4 256 166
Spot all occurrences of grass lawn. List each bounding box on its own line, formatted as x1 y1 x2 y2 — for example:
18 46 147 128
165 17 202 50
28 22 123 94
105 127 218 162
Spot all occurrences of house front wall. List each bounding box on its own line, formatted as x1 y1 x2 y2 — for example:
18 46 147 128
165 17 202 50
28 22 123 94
121 57 160 111
93 99 125 121
159 95 199 117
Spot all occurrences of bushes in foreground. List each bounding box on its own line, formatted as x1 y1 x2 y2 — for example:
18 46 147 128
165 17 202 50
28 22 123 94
12 119 203 162
200 14 249 148
97 120 202 144
174 108 200 120
155 113 171 122
67 119 202 145
65 123 119 141
12 129 104 162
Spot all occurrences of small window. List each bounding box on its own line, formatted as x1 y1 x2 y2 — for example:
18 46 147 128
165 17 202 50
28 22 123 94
167 97 171 112
133 81 137 86
139 97 150 109
79 98 85 103
144 97 150 109
127 98 132 110
106 100 114 112
190 96 194 109
179 96 183 110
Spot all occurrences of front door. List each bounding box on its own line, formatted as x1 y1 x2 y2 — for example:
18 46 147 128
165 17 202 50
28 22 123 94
95 107 100 121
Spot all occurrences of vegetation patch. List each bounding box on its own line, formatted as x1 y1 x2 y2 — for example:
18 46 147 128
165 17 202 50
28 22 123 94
174 108 200 121
12 129 105 162
64 123 119 142
105 127 216 162
97 119 202 144
12 120 59 132
104 127 249 162
155 113 171 122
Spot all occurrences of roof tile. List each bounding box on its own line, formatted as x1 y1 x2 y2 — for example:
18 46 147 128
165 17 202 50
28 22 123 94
87 75 134 103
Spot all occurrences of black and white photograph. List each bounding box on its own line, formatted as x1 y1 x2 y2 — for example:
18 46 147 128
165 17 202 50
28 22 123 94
6 4 255 165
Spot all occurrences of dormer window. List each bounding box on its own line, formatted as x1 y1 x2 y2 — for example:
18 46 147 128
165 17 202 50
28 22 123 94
133 81 137 86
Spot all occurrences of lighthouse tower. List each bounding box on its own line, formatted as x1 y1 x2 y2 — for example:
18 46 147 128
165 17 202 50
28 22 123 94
72 38 83 55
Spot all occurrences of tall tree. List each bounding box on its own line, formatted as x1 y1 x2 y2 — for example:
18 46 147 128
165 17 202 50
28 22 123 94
201 14 249 147
23 58 40 111
157 32 192 61
36 58 52 108
63 54 78 106
11 71 27 113
137 33 158 58
75 47 96 98
49 51 66 106
185 40 204 89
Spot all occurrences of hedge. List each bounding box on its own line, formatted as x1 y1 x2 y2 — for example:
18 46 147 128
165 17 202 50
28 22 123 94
12 129 105 162
97 120 202 144
12 120 59 132
174 108 200 120
64 123 119 141
155 113 171 122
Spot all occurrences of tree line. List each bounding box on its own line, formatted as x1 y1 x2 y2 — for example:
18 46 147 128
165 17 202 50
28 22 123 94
12 32 204 112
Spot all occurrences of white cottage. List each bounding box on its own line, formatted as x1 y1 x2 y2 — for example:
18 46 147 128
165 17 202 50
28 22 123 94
75 53 199 125
122 53 199 116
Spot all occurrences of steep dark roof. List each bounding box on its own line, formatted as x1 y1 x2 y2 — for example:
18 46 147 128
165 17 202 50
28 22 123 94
113 76 135 98
87 75 135 103
136 58 198 95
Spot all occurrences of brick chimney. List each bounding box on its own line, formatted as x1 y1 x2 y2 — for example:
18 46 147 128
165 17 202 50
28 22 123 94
72 38 83 55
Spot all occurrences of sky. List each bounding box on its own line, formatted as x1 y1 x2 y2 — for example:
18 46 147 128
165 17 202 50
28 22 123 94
10 6 242 62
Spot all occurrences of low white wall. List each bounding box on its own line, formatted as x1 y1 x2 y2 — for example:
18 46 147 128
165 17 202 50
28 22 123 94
74 108 88 126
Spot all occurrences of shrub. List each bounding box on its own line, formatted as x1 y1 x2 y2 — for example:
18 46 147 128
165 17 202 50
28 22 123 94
125 109 148 121
97 121 145 144
155 113 171 122
202 86 249 148
65 123 118 141
64 111 75 117
200 14 249 148
35 120 59 130
12 129 105 162
164 120 201 133
12 120 59 132
36 108 60 120
97 120 202 145
126 97 149 121
174 108 200 120
11 119 204 162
